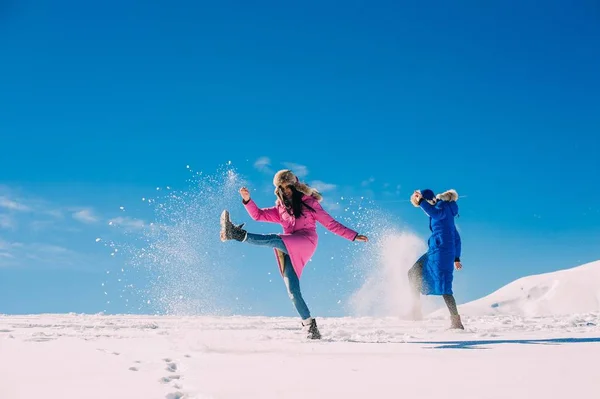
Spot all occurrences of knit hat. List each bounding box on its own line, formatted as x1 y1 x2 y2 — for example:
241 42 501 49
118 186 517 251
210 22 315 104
420 189 436 202
273 169 323 202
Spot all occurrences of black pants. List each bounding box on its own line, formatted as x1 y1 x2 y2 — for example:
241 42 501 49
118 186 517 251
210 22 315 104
408 255 459 316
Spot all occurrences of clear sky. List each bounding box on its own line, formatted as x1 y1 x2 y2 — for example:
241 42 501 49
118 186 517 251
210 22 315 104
1 1 599 316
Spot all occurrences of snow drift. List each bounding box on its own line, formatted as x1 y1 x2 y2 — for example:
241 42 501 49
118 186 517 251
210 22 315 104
450 260 600 317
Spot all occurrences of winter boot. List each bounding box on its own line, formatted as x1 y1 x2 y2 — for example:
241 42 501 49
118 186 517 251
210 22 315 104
303 318 321 340
450 314 465 330
220 210 247 242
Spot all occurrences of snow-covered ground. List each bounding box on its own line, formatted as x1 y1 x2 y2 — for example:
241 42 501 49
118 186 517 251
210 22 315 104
3 260 600 398
2 312 599 399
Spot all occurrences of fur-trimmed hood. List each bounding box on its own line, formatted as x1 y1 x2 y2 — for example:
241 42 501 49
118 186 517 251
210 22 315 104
436 189 459 202
436 189 459 216
272 169 323 202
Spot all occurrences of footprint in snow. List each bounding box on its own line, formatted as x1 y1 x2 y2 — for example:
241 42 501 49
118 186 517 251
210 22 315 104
160 375 181 384
163 358 178 372
161 358 184 394
27 337 55 342
97 349 121 356
166 362 177 372
129 367 139 371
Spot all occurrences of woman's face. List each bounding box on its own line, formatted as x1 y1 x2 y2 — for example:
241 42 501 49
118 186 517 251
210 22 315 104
282 185 293 199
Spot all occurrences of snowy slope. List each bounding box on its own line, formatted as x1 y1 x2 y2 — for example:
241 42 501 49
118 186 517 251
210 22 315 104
452 260 600 317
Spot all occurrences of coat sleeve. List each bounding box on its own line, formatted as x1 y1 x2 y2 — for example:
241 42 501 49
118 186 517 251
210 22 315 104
419 200 446 220
243 199 281 223
454 227 462 261
310 200 358 241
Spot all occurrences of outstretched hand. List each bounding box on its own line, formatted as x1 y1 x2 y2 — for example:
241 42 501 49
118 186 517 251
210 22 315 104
355 234 369 242
239 187 251 202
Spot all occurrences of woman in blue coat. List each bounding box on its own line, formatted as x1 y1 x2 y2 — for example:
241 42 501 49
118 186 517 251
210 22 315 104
409 188 464 329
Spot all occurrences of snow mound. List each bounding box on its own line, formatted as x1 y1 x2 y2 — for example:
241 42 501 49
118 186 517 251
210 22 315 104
453 260 600 317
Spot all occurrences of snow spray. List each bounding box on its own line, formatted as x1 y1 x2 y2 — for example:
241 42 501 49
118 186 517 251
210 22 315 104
342 206 439 318
102 163 246 315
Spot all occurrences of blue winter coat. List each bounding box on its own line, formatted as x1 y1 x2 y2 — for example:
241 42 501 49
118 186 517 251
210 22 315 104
418 199 461 295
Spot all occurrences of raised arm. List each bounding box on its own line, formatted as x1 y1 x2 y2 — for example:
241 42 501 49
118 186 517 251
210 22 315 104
310 200 358 241
243 199 281 223
419 200 446 220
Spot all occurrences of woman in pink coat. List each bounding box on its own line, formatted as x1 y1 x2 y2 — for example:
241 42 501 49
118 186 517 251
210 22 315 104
220 169 368 339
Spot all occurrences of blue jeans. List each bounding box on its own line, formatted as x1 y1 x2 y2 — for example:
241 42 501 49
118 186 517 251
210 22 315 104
244 233 312 320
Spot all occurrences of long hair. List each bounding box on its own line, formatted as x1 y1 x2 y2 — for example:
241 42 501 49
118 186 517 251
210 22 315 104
278 185 315 218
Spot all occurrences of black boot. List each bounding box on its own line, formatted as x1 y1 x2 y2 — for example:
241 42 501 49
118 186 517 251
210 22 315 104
220 210 247 242
303 318 321 340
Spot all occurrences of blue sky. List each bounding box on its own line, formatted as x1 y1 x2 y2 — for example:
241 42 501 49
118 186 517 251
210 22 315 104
1 1 599 316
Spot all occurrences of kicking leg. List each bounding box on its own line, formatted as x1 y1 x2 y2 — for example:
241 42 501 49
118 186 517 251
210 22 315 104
407 259 424 300
220 211 289 253
407 254 426 320
220 210 248 242
244 232 288 254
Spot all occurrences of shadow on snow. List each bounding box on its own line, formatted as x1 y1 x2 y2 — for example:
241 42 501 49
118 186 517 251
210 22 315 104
412 337 600 349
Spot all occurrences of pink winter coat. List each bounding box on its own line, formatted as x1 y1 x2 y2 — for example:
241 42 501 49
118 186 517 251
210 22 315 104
243 194 358 278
